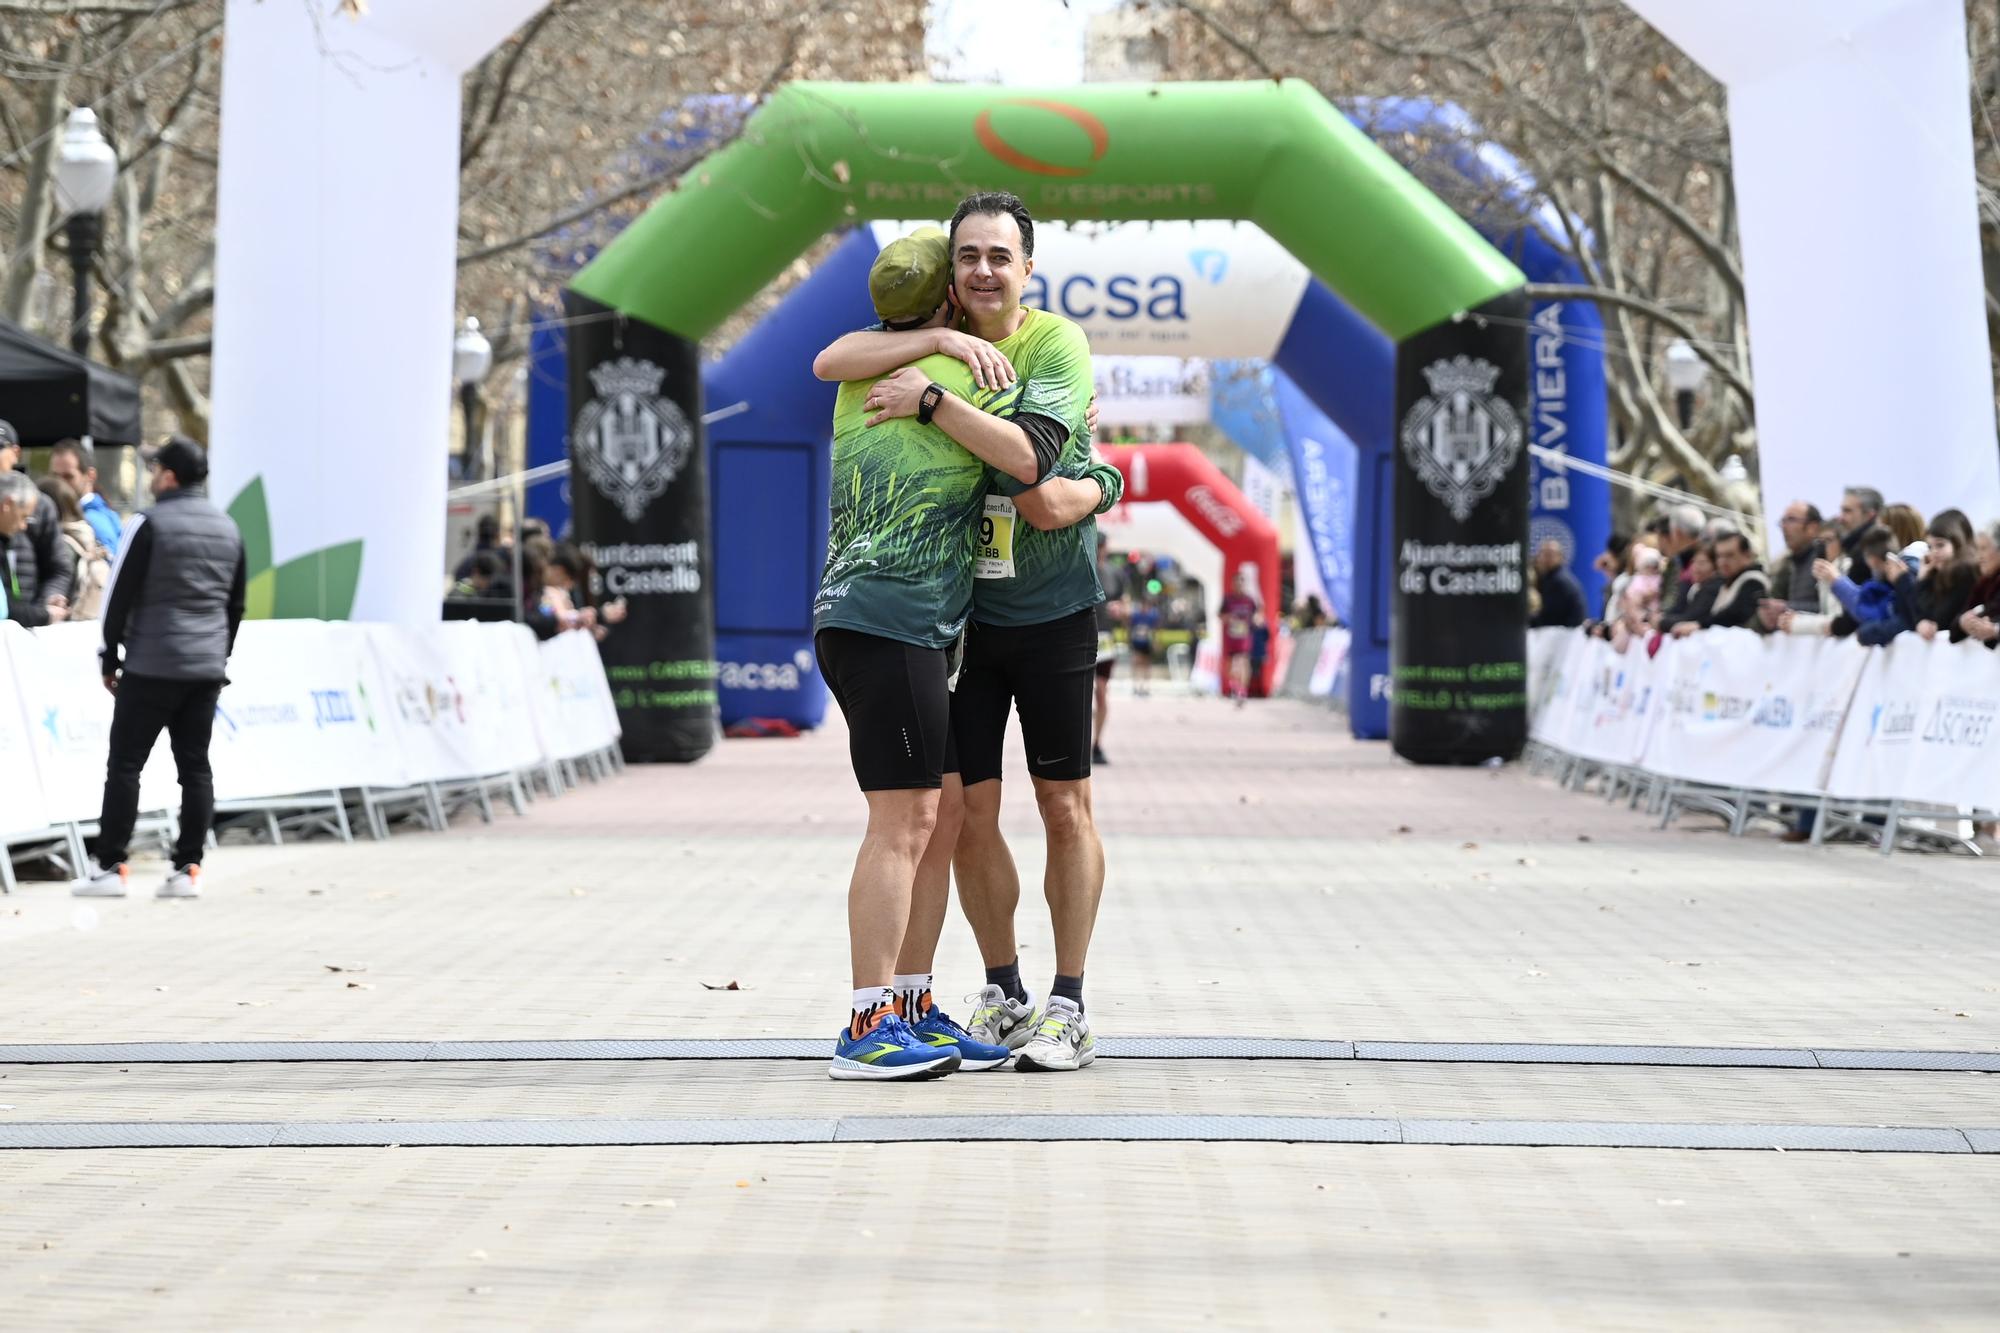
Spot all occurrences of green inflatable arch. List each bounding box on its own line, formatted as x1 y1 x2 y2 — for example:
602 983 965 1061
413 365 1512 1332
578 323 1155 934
565 81 1535 766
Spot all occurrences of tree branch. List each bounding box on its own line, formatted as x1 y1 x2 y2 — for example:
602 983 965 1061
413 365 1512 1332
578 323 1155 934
1162 0 1282 79
1592 148 1745 301
457 19 805 270
1525 281 1753 408
460 2 567 171
0 0 207 13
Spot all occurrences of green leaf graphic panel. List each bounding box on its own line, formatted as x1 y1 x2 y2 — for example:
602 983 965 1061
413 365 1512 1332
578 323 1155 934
224 475 365 620
227 476 273 578
271 542 364 620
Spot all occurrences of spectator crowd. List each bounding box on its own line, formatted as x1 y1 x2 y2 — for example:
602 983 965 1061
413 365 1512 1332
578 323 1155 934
447 512 629 643
1 424 122 628
1530 485 2000 655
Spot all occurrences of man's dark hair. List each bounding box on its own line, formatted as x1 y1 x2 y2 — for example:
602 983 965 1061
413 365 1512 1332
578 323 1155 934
1717 532 1754 559
949 191 1035 258
1846 486 1884 515
475 513 499 545
1642 514 1670 536
1605 533 1631 560
1856 525 1895 564
551 542 589 582
50 438 94 470
1796 503 1822 526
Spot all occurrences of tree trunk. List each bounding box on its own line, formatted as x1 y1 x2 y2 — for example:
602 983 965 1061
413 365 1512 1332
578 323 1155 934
1 37 74 324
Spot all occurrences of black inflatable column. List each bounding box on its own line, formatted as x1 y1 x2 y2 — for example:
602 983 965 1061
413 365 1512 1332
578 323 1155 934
1390 291 1532 765
561 291 716 762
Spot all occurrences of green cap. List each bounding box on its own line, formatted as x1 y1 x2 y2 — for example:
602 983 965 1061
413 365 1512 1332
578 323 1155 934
868 226 949 326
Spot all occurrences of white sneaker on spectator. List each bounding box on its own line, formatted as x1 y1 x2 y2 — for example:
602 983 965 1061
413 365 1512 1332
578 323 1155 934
157 864 202 899
71 859 128 898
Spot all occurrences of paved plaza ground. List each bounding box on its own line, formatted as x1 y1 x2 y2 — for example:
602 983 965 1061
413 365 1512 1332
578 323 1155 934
2 691 1997 1328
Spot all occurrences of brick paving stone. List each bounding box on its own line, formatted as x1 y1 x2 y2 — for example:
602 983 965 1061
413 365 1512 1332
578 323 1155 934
3 693 1997 1327
2 1059 1996 1129
1 1145 1996 1329
3 696 1994 1050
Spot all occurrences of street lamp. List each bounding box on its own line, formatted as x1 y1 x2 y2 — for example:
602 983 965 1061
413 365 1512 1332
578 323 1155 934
452 316 493 479
1664 338 1707 432
52 108 117 357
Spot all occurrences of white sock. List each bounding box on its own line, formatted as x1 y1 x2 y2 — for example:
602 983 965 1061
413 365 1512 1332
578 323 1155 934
851 986 893 1025
892 972 932 1016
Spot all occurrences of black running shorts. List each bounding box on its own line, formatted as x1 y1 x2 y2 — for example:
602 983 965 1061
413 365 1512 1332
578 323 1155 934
815 628 958 791
951 607 1097 785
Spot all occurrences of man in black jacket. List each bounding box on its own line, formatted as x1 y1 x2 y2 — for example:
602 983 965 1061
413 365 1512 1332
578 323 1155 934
74 437 246 900
0 418 76 624
1529 539 1587 628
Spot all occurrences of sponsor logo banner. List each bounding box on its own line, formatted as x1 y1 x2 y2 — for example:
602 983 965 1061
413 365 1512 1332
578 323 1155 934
869 220 1309 357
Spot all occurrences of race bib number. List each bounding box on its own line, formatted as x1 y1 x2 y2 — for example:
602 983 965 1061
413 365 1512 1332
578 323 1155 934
975 495 1016 580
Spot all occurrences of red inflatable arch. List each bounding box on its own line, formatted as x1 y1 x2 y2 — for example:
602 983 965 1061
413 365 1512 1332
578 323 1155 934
1096 443 1283 695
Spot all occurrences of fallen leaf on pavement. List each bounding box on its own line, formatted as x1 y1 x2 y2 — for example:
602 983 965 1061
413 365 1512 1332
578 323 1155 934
323 964 367 974
622 1199 677 1209
701 981 746 991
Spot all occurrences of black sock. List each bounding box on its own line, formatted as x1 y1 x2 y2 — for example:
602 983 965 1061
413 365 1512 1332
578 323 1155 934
986 958 1028 1005
1052 973 1084 1011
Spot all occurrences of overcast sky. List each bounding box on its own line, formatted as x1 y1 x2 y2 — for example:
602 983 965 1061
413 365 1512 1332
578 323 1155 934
925 0 1127 84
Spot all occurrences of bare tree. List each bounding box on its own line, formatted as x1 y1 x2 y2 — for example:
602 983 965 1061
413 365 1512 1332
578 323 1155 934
0 0 928 443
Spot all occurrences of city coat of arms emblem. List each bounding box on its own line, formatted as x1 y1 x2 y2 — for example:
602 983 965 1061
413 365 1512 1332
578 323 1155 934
572 357 693 523
1399 356 1522 522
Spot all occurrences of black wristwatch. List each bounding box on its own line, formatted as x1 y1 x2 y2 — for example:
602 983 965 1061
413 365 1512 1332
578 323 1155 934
916 382 946 425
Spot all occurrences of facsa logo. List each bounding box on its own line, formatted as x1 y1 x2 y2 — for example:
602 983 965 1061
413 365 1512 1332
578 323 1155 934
1187 249 1229 284
1022 272 1187 323
718 660 803 691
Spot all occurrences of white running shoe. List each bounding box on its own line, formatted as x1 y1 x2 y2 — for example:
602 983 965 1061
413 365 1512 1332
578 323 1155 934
157 865 202 899
71 859 129 898
966 984 1040 1051
1014 996 1095 1072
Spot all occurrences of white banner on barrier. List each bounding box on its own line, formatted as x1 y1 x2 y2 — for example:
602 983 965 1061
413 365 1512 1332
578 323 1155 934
1563 636 1662 768
0 625 52 838
1529 629 1595 754
15 623 177 822
1642 630 1863 794
434 620 548 776
212 621 405 800
1309 627 1350 699
2 620 621 851
531 629 622 761
1826 638 2000 810
366 624 509 784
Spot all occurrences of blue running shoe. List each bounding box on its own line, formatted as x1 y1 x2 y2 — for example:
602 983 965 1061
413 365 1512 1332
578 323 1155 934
907 1003 1014 1071
830 1013 961 1081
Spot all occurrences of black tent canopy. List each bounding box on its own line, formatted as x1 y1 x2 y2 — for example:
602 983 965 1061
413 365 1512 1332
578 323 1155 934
0 315 143 447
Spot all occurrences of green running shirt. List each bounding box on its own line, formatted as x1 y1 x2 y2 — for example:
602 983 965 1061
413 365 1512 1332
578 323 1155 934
813 352 1023 648
970 307 1105 628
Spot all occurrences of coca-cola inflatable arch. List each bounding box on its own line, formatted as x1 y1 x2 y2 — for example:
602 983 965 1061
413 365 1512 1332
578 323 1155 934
1095 444 1281 696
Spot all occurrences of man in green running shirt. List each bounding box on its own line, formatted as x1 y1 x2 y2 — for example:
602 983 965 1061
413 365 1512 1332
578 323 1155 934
811 224 1118 1082
816 192 1118 1074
